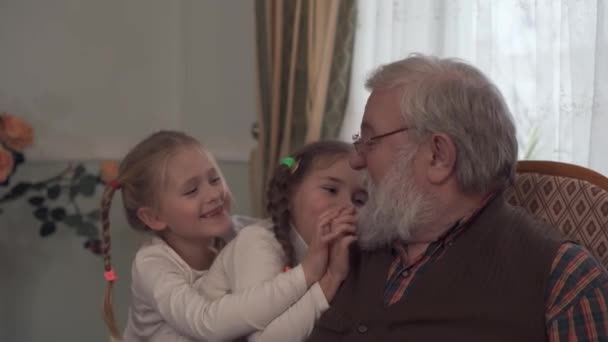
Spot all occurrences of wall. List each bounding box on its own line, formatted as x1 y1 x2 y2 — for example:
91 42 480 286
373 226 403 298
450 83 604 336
0 0 182 160
180 0 257 161
0 0 256 162
0 0 257 341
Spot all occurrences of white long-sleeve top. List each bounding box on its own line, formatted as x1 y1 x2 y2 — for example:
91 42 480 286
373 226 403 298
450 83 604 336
123 234 308 342
200 220 330 342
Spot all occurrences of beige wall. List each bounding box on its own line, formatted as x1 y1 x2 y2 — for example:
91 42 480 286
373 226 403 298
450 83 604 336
0 0 257 162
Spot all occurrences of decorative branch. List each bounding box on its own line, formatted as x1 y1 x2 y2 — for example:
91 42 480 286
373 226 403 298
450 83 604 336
1 161 118 256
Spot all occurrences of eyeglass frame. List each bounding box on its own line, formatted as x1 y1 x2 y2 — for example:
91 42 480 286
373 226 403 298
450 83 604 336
352 126 410 155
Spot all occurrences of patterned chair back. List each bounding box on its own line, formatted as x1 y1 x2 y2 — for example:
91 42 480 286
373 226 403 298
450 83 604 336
504 161 608 268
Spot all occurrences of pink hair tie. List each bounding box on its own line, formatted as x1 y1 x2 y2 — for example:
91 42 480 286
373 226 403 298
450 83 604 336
109 180 122 190
104 269 117 282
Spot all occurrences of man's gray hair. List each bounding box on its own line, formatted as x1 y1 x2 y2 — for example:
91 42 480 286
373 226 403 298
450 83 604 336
366 54 518 193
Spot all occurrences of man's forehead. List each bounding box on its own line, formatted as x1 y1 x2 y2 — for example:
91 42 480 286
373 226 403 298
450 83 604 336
361 88 404 131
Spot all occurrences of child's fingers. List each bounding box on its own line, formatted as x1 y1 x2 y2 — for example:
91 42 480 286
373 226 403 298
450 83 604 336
331 213 357 226
317 215 334 232
321 224 356 244
321 228 347 244
338 235 357 250
316 207 347 232
322 222 332 236
312 214 338 246
322 205 354 221
320 207 344 221
313 207 357 245
331 223 356 236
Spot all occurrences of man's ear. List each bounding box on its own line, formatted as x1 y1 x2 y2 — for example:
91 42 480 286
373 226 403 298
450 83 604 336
425 133 457 185
137 207 167 231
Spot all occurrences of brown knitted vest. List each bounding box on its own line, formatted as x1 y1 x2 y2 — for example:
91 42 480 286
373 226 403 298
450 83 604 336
308 197 564 342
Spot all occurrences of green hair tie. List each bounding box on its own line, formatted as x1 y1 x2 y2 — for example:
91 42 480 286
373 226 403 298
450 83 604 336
280 157 296 168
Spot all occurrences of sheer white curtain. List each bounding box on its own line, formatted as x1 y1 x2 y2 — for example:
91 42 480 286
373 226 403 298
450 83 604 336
340 0 608 174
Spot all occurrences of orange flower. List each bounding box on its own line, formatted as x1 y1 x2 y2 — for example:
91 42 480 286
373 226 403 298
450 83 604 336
100 160 119 184
0 113 34 151
0 144 15 183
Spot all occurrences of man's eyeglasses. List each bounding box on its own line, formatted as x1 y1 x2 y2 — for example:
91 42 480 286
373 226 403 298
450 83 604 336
352 127 410 155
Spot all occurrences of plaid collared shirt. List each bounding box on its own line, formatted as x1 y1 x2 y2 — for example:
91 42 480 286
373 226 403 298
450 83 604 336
384 209 608 341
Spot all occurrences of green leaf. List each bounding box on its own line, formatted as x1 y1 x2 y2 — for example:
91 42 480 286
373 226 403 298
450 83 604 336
87 210 101 220
64 214 83 228
51 208 67 221
1 182 30 201
34 207 49 221
79 175 97 197
47 184 62 199
76 221 99 238
28 196 45 206
39 221 56 237
84 238 102 255
73 165 86 180
11 182 31 197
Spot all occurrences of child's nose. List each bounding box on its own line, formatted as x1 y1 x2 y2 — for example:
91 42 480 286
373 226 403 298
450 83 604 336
206 187 223 204
336 197 355 212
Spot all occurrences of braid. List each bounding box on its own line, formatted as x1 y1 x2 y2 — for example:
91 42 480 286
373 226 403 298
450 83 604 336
100 184 121 340
266 167 296 267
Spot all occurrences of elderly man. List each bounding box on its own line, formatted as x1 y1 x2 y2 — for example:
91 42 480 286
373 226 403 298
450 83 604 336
308 55 608 341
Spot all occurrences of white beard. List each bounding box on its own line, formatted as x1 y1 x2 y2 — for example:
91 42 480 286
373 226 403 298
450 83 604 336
357 146 437 250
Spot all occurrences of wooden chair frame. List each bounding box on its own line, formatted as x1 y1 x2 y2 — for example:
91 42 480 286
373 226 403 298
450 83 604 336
517 160 608 191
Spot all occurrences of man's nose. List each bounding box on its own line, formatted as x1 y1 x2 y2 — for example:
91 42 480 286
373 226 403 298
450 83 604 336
349 150 366 170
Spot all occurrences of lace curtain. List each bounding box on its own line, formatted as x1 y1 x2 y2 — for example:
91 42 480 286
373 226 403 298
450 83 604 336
340 0 608 174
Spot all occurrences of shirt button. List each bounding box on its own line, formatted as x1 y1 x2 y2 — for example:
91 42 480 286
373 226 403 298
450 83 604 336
401 270 410 277
357 324 368 333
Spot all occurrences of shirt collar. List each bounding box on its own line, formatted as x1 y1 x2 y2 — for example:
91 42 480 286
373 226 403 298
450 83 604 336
391 191 498 258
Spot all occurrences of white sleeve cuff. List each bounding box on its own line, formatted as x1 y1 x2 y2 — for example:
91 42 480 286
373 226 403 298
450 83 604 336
309 282 330 312
288 264 308 295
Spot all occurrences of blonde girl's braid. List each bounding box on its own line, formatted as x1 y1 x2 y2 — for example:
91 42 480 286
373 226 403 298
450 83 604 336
100 180 121 340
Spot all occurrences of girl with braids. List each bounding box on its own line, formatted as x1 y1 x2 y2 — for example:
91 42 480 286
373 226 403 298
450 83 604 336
198 140 368 341
100 131 346 342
